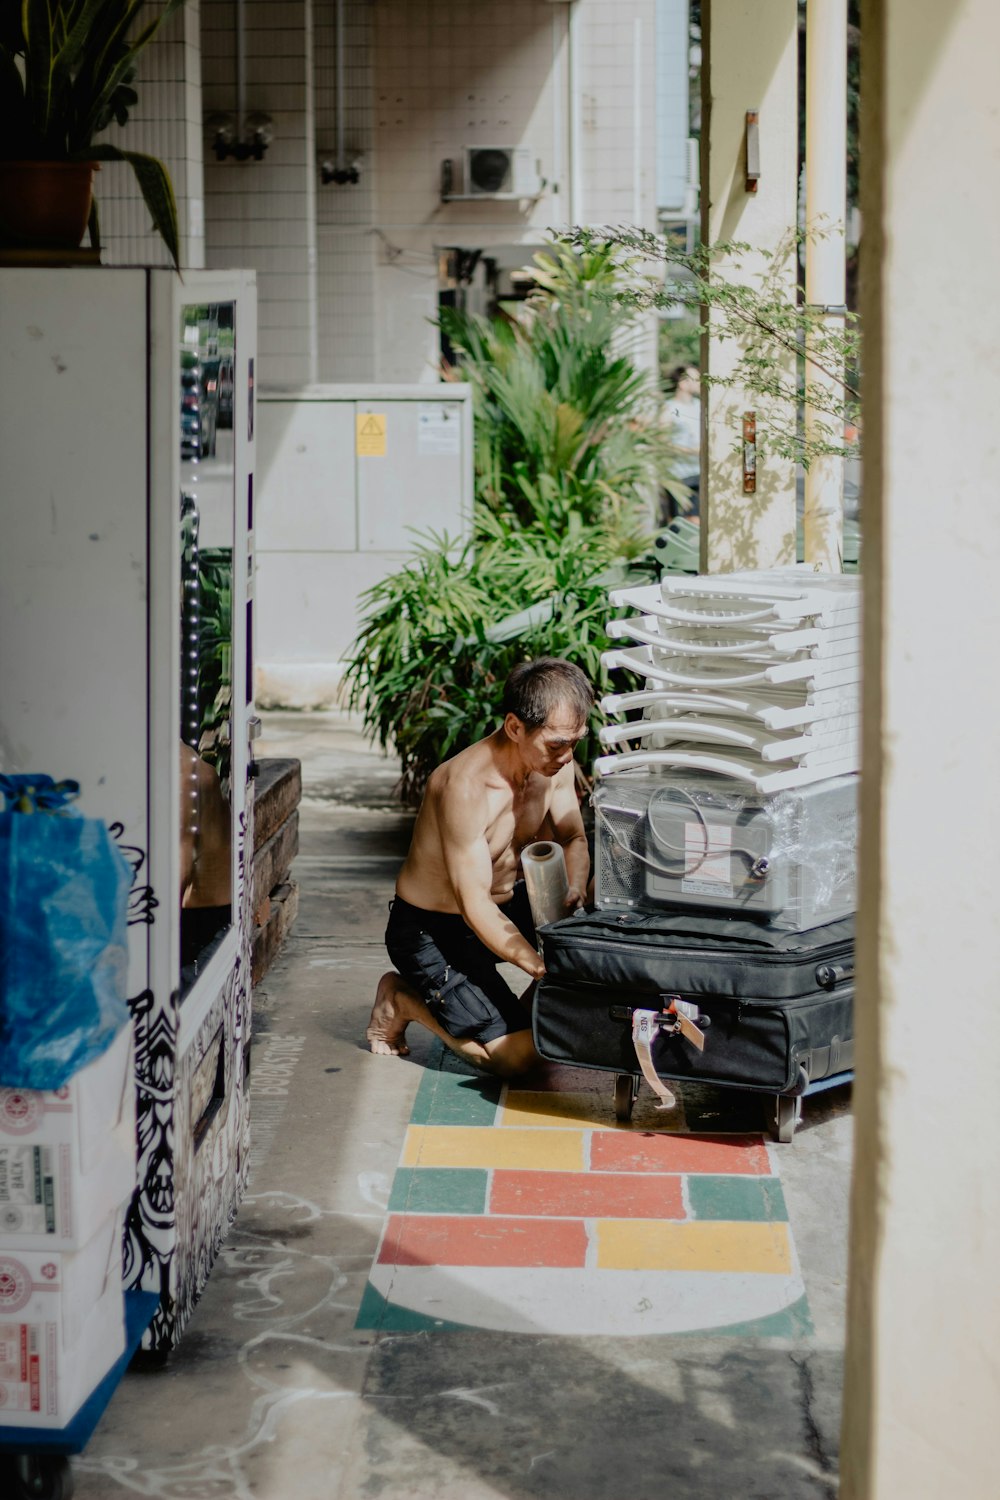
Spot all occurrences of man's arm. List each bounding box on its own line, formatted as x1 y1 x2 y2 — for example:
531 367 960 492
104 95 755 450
546 762 590 911
438 780 546 979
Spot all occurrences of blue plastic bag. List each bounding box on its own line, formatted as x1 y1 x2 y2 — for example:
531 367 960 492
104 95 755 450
0 775 132 1090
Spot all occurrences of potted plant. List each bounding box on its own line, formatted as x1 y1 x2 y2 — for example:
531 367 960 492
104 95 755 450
0 0 186 266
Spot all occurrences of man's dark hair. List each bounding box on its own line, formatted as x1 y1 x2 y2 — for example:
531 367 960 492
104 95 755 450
501 657 593 730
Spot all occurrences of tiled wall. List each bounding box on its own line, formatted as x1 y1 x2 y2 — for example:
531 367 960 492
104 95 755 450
576 0 658 229
92 1 664 386
202 0 318 387
369 0 574 382
99 0 205 270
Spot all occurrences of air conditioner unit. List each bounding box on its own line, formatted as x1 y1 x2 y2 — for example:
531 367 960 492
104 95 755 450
463 145 540 198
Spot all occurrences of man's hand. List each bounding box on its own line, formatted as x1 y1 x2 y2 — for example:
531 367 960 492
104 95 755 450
564 885 585 913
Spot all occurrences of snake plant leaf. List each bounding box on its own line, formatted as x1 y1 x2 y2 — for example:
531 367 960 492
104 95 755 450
88 142 180 269
77 0 186 148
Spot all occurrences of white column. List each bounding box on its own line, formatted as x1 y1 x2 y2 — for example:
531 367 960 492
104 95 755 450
802 0 847 569
700 0 798 574
841 2 1000 1494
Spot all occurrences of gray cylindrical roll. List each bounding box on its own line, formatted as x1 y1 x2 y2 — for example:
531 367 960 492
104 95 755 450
521 840 569 930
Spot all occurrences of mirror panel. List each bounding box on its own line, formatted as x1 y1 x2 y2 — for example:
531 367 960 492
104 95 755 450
179 301 236 997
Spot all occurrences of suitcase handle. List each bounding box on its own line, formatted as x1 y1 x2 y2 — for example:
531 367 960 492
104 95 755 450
815 960 854 989
609 1002 712 1030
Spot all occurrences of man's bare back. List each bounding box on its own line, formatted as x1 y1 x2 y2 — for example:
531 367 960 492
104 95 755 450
366 661 593 1077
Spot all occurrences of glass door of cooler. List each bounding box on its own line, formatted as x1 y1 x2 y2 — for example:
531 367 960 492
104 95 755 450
178 299 238 996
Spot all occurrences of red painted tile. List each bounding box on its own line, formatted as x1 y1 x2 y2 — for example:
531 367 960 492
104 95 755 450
490 1170 685 1220
378 1214 588 1268
591 1133 771 1176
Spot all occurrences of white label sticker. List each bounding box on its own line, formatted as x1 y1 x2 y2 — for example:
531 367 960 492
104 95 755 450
417 403 461 456
681 821 733 897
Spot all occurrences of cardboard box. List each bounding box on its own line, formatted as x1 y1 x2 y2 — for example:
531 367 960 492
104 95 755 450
0 1207 126 1427
0 1025 136 1249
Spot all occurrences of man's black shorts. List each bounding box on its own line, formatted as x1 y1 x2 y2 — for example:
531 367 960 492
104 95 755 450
385 885 536 1045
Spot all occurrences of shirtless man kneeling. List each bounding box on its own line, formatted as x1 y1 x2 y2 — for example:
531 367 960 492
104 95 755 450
366 657 592 1078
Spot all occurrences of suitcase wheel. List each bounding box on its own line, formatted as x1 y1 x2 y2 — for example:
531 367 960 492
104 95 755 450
767 1093 803 1144
614 1073 640 1122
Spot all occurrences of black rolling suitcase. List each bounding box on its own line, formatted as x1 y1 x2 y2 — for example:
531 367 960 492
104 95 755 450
532 907 854 1139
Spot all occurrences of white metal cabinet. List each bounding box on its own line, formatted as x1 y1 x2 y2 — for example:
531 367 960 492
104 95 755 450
0 267 258 1354
256 385 473 703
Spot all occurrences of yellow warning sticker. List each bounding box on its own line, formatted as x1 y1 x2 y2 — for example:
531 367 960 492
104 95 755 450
356 411 387 457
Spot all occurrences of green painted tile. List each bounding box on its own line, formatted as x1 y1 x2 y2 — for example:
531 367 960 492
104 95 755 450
388 1166 489 1215
687 1175 789 1223
434 1038 481 1077
675 1292 813 1340
409 1064 502 1126
355 1279 477 1333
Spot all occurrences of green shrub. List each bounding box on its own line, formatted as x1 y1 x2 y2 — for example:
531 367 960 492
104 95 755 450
343 238 671 804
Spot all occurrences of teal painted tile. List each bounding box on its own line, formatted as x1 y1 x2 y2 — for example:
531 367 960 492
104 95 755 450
354 1279 476 1333
388 1167 489 1215
409 1065 502 1126
687 1174 789 1223
675 1292 813 1340
434 1039 481 1077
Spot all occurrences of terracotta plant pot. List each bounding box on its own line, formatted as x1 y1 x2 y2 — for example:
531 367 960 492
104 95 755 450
0 160 99 250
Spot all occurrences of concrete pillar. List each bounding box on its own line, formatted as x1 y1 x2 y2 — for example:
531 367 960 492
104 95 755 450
802 0 847 569
700 0 798 574
841 2 1000 1495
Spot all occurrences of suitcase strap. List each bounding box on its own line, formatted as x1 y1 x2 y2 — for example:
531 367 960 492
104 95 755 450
632 1000 709 1112
632 1011 677 1109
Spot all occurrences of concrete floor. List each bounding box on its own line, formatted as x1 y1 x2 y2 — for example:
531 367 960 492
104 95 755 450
68 710 854 1500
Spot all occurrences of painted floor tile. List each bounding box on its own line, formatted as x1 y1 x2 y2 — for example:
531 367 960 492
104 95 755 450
591 1131 772 1177
358 1266 811 1336
489 1168 685 1220
402 1123 585 1171
378 1213 589 1268
358 1043 811 1338
388 1167 489 1215
597 1218 793 1274
408 1066 502 1127
687 1173 789 1222
500 1090 623 1129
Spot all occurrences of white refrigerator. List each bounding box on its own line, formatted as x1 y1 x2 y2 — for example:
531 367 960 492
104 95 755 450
0 267 259 1354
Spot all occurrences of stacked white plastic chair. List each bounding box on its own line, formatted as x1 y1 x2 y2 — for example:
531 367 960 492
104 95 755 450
593 567 861 931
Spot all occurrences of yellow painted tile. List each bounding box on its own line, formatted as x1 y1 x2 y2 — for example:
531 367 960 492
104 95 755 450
402 1125 584 1172
501 1091 615 1129
597 1219 793 1274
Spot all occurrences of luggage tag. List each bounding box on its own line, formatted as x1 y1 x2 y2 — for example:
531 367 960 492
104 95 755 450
660 995 708 1053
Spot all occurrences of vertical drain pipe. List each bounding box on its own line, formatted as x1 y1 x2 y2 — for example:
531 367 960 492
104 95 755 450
803 0 847 569
335 0 347 177
568 0 583 225
235 0 247 145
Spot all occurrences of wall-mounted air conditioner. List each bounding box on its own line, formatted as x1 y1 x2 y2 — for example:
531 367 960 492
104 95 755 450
463 145 541 199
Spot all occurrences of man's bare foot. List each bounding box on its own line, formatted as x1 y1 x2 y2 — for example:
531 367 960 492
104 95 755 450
366 972 416 1056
